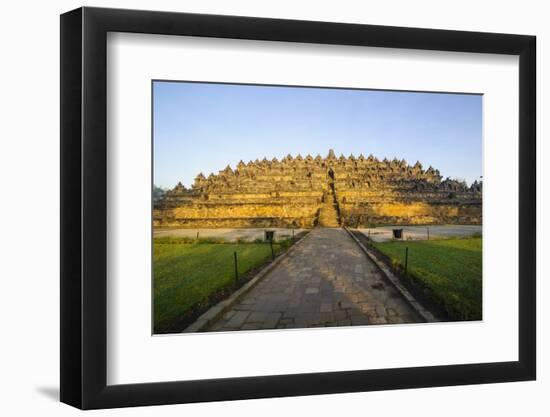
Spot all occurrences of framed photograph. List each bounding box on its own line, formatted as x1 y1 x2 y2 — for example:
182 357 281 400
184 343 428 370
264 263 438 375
60 6 536 409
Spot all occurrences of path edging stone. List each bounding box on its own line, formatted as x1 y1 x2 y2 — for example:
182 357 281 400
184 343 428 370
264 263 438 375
343 227 438 323
183 232 312 333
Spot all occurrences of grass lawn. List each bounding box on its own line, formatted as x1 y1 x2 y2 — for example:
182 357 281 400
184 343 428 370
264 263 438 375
373 237 482 321
154 239 292 333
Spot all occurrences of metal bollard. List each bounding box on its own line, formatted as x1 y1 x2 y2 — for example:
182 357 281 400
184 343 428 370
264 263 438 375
234 251 238 284
404 247 409 275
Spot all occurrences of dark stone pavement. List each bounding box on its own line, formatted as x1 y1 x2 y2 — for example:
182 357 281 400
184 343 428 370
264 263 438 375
208 228 421 331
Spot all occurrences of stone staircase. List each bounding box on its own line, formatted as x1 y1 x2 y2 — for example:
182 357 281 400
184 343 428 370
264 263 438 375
318 181 341 227
318 201 341 227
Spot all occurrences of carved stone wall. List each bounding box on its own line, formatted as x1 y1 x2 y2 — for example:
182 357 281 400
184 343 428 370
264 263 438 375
154 150 482 228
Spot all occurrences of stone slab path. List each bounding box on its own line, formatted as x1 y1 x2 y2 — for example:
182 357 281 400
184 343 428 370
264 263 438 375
154 227 306 242
207 228 422 331
360 225 482 242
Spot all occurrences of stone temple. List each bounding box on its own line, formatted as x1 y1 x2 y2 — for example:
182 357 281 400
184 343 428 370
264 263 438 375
153 150 482 228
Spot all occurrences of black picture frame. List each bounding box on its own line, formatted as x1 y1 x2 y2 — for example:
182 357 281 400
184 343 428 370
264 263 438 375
60 6 536 410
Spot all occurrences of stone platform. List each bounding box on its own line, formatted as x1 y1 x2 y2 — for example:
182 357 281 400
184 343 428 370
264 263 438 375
359 225 482 242
154 227 306 242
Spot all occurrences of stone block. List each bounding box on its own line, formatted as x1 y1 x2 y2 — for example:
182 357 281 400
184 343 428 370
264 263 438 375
320 303 333 313
225 311 250 328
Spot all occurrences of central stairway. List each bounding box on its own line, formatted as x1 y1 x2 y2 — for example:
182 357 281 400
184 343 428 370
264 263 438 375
318 200 340 227
318 174 341 227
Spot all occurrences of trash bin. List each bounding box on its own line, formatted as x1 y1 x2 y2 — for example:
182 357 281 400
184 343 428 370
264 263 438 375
264 230 275 242
392 228 403 239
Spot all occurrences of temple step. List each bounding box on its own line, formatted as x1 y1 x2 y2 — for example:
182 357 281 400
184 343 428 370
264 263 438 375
318 202 340 227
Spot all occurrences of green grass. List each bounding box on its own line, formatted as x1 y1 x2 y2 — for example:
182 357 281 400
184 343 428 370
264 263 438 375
154 239 292 332
373 237 482 321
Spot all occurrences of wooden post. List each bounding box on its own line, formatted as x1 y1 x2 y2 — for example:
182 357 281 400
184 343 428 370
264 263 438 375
427 227 430 240
270 240 274 260
404 247 409 275
196 231 199 240
234 251 238 284
292 228 295 242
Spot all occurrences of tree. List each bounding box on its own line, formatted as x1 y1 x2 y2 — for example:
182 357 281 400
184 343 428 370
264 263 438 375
153 185 166 203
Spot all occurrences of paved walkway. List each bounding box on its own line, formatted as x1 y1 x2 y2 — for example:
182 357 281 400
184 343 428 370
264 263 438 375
154 228 306 242
360 225 482 242
208 228 421 331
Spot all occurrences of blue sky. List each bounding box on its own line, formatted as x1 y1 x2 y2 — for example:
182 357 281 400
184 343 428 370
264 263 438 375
153 81 482 189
